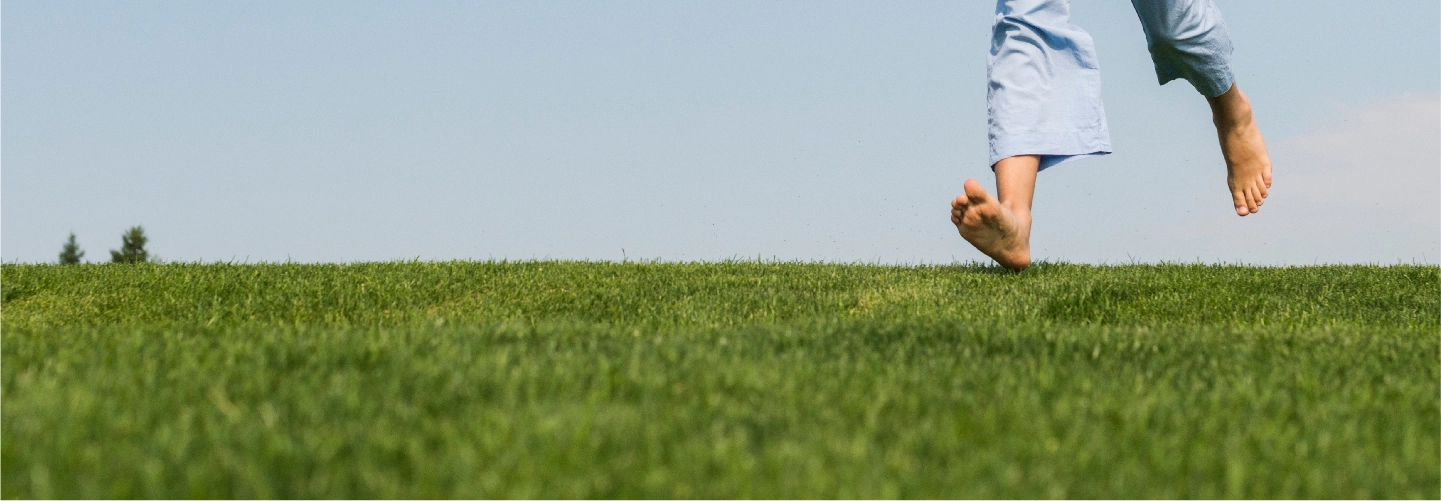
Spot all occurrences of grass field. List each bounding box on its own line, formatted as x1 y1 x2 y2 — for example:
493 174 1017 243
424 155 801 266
2 261 1437 498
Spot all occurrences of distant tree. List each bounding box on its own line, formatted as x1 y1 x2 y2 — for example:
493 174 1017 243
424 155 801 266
58 232 85 264
110 226 151 264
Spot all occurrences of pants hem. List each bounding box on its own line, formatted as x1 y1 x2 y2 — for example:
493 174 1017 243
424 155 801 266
989 130 1113 171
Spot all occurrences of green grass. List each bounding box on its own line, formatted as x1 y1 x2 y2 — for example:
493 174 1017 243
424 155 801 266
3 261 1437 498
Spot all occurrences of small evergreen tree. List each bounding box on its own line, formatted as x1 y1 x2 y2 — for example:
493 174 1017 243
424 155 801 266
110 226 151 264
58 232 84 264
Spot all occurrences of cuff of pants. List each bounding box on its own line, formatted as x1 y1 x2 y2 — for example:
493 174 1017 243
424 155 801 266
990 129 1113 171
1151 43 1236 98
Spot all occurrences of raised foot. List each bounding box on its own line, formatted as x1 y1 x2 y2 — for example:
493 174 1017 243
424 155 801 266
951 178 1032 271
1210 84 1273 216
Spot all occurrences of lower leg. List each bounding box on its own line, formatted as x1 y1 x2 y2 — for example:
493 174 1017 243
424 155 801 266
950 155 1039 271
994 155 1039 219
1206 82 1273 216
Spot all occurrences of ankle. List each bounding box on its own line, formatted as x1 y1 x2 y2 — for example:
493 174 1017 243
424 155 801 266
1213 104 1253 131
1001 201 1032 223
1209 87 1254 130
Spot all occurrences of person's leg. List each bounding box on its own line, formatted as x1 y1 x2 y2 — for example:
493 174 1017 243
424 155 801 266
953 0 1108 270
1131 0 1272 216
985 0 1111 171
951 155 1038 270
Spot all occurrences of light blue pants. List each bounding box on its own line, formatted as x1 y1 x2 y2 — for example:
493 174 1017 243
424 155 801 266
988 0 1235 170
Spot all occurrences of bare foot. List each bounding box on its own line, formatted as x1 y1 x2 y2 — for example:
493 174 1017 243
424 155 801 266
1208 84 1273 216
951 178 1032 271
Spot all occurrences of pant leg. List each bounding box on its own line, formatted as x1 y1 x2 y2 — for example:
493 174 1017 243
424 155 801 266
988 0 1111 171
1130 0 1234 97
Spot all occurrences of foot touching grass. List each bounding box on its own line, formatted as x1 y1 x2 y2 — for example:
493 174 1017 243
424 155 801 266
951 179 1032 271
2 261 1436 498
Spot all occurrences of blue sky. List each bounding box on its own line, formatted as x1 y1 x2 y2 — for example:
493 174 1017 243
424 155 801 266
4 1 1438 264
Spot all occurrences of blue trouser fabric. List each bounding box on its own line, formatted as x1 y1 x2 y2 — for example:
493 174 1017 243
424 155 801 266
987 0 1235 170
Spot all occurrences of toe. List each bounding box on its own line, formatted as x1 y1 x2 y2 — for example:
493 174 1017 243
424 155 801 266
962 209 984 226
1245 188 1260 214
963 179 991 205
1257 178 1269 199
1232 189 1248 216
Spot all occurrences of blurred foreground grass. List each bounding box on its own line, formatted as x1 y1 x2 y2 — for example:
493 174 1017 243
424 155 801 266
3 261 1437 498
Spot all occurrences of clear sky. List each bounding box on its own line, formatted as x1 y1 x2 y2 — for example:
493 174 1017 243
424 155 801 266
4 0 1438 264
